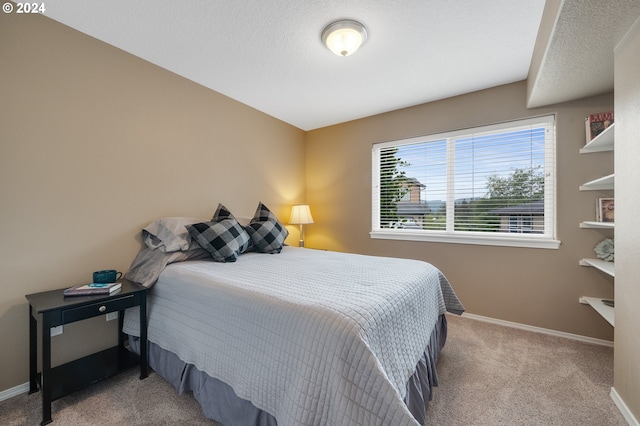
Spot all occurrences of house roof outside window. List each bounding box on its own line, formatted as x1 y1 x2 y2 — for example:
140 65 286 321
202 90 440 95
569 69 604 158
489 200 544 215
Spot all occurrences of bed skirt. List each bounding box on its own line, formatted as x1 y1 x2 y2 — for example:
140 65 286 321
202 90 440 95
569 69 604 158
128 313 448 426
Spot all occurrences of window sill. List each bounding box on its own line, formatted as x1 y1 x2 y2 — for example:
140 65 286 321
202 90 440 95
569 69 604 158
370 230 561 249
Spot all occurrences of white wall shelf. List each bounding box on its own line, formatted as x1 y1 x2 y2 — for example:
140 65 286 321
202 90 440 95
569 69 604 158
580 123 615 153
578 117 614 327
579 174 615 191
579 258 615 277
580 296 614 326
580 221 615 229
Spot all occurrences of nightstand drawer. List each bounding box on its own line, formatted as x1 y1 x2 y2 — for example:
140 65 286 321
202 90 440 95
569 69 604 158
62 295 136 323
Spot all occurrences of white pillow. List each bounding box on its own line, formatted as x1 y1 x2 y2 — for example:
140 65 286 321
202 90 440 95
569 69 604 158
142 217 204 252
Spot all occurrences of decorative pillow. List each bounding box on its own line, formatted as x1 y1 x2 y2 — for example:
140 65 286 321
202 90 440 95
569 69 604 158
186 218 251 262
211 203 235 222
142 217 205 253
211 203 254 252
246 202 289 254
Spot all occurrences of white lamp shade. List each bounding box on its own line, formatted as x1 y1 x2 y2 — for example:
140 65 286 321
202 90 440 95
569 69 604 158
321 20 368 57
289 205 314 225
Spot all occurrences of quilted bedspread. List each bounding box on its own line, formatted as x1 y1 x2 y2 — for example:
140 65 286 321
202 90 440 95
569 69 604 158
123 247 464 426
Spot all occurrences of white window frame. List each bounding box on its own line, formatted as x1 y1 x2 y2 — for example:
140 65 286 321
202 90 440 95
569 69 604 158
371 115 560 249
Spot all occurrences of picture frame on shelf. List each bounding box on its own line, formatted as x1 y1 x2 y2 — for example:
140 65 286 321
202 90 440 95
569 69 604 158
597 198 615 222
585 111 614 145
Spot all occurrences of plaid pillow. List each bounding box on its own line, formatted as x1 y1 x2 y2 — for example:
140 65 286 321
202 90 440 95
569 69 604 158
246 202 289 254
211 203 235 221
212 203 255 251
186 218 251 262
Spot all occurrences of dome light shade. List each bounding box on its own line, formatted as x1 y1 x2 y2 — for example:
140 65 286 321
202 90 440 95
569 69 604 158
321 19 368 57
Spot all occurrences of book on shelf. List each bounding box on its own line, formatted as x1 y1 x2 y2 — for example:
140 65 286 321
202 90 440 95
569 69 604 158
585 111 614 144
64 282 122 296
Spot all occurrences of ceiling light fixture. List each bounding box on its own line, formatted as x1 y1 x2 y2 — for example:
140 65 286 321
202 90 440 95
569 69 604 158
321 19 368 57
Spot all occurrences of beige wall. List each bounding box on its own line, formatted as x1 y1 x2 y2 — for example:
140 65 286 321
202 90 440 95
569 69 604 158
306 82 615 342
0 13 305 391
614 14 640 423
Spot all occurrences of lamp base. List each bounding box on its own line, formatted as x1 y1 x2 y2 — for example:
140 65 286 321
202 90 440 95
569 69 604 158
299 240 305 247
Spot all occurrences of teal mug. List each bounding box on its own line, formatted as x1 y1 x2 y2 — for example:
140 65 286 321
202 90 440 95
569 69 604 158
93 269 122 284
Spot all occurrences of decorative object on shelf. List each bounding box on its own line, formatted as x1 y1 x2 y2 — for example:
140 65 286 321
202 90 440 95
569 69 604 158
585 111 614 144
594 238 614 262
597 197 615 222
321 19 368 57
289 204 314 247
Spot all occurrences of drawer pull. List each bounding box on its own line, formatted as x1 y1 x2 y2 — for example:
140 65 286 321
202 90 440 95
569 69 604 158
61 294 135 323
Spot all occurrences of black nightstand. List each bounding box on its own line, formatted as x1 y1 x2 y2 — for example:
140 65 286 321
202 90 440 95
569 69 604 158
26 278 148 425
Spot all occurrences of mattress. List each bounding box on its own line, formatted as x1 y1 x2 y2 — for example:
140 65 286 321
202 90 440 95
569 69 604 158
123 247 464 425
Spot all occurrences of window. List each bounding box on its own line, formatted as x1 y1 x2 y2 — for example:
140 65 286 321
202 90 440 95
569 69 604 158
371 115 559 249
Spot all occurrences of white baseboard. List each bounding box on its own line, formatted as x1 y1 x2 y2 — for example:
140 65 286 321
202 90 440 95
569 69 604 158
459 312 614 347
0 382 29 402
611 387 639 426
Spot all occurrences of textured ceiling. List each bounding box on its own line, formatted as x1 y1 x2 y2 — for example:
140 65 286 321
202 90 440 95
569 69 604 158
40 1 640 130
528 0 640 108
42 0 545 130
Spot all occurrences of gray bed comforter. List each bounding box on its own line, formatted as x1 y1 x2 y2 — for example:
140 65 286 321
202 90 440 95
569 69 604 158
123 247 464 426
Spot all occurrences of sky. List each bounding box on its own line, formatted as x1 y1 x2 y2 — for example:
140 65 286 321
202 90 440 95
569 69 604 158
395 127 546 202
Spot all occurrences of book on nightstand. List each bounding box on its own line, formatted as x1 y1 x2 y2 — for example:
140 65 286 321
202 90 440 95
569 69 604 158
63 282 122 296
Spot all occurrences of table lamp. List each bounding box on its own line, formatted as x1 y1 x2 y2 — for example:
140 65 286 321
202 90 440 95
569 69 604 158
289 205 314 247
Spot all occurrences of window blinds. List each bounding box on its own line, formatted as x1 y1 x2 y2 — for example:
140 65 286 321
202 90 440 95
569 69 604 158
373 115 556 243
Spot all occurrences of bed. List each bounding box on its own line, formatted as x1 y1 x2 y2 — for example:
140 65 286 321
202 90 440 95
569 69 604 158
121 206 464 426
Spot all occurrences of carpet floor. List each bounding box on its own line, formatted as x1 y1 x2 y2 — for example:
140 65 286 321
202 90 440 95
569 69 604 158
0 314 627 425
425 314 626 425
